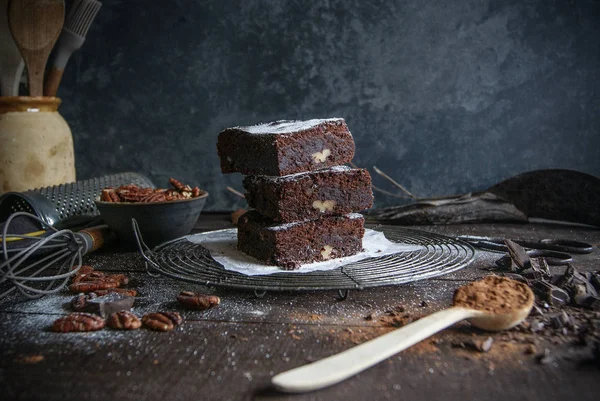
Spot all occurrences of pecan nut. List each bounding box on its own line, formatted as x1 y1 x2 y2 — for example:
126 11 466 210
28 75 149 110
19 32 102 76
162 311 183 326
69 280 120 293
72 265 95 275
169 178 190 192
100 188 121 202
70 265 96 284
142 312 183 331
69 266 129 294
311 148 331 163
105 273 129 286
107 311 141 330
118 187 155 202
140 192 166 203
52 313 105 332
165 188 186 201
177 291 220 310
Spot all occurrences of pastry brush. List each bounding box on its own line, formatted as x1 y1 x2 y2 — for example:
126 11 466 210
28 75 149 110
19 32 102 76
43 0 102 97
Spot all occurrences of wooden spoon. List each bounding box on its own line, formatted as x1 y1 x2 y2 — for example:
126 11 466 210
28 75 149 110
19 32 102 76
8 0 65 97
0 0 24 96
272 277 534 393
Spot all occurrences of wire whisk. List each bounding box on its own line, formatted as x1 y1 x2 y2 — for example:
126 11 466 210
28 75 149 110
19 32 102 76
0 212 107 300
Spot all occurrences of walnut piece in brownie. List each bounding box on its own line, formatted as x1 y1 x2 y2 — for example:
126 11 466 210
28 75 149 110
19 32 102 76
243 166 374 223
237 211 365 269
217 118 355 176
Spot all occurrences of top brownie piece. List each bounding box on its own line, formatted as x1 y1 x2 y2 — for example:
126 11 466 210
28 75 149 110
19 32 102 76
217 118 355 176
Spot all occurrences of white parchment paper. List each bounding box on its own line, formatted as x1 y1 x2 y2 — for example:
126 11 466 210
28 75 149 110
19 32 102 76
185 228 423 276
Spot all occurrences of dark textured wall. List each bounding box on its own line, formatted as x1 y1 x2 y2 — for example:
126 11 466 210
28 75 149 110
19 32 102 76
59 0 600 211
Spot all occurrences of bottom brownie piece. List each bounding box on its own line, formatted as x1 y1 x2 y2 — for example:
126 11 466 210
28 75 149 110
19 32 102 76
237 211 365 270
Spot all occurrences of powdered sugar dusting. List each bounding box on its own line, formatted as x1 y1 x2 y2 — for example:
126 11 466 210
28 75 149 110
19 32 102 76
248 165 353 183
326 165 351 173
235 118 345 135
266 213 362 231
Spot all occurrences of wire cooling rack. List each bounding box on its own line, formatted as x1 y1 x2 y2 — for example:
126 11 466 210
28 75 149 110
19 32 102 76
136 225 475 297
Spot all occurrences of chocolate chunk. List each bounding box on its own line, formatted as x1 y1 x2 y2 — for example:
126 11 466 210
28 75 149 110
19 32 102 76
461 337 494 353
525 344 537 354
504 239 531 272
593 342 600 368
530 304 544 316
590 272 600 292
495 256 520 273
564 269 599 308
550 314 566 329
71 293 97 310
532 281 570 307
538 348 554 365
477 337 494 353
579 296 600 310
529 320 545 333
71 292 135 318
556 264 585 289
532 257 551 278
558 311 574 328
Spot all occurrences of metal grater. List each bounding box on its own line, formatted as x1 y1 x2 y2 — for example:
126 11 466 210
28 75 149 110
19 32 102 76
0 172 154 227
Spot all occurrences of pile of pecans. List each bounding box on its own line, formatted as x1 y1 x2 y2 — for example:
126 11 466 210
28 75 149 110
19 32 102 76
53 266 220 333
100 178 203 203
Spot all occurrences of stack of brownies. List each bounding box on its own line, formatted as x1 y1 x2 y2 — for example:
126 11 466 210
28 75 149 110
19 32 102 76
217 118 374 270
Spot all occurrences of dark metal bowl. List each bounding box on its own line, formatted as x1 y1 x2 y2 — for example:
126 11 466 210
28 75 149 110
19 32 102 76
94 191 209 248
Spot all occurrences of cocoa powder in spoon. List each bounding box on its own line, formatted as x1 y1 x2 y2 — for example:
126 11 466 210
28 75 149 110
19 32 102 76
453 276 533 314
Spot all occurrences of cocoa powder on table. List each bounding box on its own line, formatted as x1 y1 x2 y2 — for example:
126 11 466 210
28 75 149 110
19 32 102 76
453 275 533 314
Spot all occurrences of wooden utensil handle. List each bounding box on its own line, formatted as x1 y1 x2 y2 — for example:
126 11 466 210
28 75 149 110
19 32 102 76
25 56 47 97
79 225 109 254
43 66 64 97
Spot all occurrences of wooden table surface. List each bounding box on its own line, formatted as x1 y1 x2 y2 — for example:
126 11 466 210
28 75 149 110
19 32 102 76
1 213 599 401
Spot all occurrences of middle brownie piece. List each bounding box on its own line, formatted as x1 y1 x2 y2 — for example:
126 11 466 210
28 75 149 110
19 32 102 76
243 166 374 223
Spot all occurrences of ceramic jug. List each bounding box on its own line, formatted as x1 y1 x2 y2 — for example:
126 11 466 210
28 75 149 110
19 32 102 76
0 96 76 194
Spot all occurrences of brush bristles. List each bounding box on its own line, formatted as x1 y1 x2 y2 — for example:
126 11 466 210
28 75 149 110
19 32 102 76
65 0 102 37
66 0 84 21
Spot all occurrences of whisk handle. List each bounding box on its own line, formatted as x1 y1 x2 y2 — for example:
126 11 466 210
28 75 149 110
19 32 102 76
77 225 109 254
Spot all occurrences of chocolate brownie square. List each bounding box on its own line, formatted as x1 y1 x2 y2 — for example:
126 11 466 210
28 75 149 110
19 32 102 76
243 166 374 223
217 118 355 176
237 211 365 269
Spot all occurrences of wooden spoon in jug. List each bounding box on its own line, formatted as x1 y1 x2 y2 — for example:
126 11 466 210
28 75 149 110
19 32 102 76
8 0 65 97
